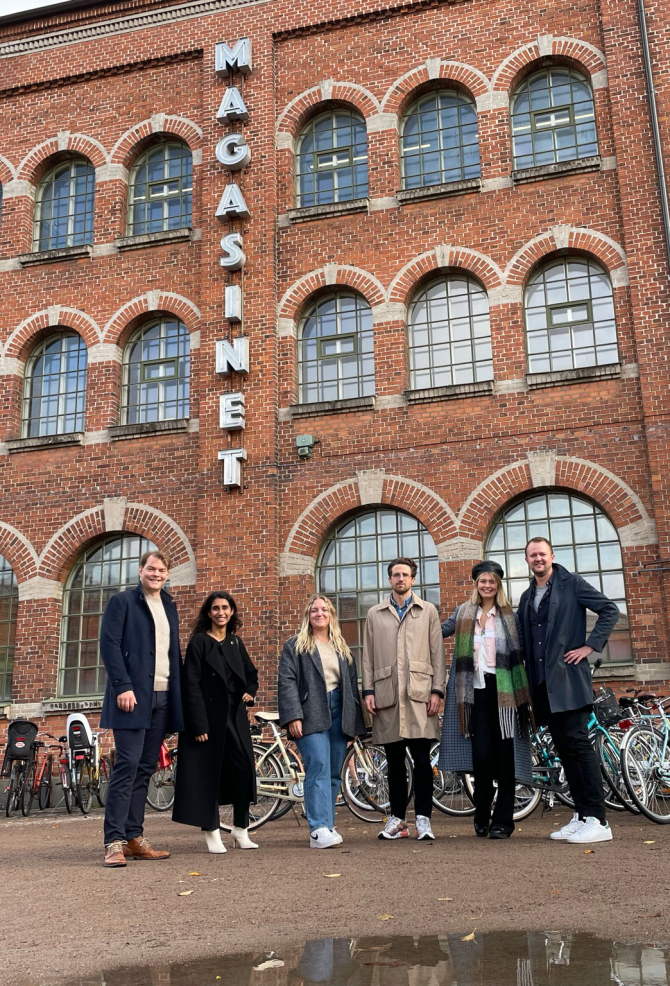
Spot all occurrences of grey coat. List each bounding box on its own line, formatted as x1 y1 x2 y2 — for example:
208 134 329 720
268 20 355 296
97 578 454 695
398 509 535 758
278 637 366 739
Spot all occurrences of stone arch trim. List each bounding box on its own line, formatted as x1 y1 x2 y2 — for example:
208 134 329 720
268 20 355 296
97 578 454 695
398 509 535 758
278 265 387 322
276 82 380 139
492 36 607 93
0 155 15 184
504 226 627 286
0 523 39 582
382 475 458 543
16 133 107 182
555 457 654 535
3 307 102 359
109 116 203 168
102 292 202 345
382 60 490 114
388 246 503 305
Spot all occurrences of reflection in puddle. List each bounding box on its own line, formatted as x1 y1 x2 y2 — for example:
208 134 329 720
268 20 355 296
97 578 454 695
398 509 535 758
63 934 670 986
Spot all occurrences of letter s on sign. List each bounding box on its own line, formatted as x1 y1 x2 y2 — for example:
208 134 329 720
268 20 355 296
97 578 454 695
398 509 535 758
220 232 246 270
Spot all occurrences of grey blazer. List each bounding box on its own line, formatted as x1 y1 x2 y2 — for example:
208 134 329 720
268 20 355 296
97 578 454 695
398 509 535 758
277 637 366 740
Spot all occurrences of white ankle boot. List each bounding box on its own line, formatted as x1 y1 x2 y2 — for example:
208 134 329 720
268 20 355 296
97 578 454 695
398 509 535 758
231 826 258 849
204 828 227 854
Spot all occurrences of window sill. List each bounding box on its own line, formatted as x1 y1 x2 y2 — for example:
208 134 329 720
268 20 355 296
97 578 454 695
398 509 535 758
396 177 482 203
5 432 83 453
526 362 621 390
287 198 369 224
42 698 103 712
512 156 601 185
289 395 375 418
18 244 92 267
108 418 190 441
592 663 635 680
114 227 195 251
405 380 494 404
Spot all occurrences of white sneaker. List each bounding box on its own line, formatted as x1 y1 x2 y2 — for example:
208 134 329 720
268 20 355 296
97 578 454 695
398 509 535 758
330 828 343 845
415 815 435 840
567 817 613 844
309 826 340 849
378 815 409 840
549 812 582 841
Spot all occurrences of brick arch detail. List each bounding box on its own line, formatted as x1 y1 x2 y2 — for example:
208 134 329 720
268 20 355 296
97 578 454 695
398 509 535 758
109 116 203 168
3 306 102 359
0 155 16 184
381 60 490 114
491 36 606 93
102 292 201 345
504 226 627 286
278 266 387 322
276 82 380 139
388 246 503 305
0 523 39 582
16 134 107 182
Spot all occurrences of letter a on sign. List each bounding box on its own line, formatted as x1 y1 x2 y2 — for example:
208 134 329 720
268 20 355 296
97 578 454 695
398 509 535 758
217 87 249 122
215 184 250 219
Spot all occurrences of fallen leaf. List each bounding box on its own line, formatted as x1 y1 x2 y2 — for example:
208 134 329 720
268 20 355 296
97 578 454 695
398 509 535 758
412 849 423 853
642 911 662 919
189 871 201 876
644 841 655 845
583 849 594 855
378 914 394 921
437 897 454 901
216 978 221 980
323 873 341 878
461 930 477 942
550 890 562 895
177 890 193 896
253 961 285 971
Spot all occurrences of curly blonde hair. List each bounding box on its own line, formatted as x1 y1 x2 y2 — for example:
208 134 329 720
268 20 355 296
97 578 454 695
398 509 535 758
294 594 353 664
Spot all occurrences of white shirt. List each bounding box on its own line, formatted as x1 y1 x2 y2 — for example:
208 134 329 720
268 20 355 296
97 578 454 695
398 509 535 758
473 605 497 690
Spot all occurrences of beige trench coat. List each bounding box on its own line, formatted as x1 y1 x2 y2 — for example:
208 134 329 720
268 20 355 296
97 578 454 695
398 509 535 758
361 593 446 744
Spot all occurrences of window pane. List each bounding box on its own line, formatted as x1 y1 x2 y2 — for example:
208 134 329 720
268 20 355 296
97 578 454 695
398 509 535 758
298 293 374 403
22 333 87 437
0 555 17 702
122 318 190 423
34 159 95 250
401 90 480 188
128 142 193 235
511 68 598 169
297 110 368 206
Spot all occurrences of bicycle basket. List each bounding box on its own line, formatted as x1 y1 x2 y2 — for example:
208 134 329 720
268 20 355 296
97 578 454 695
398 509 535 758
593 688 622 727
5 720 38 761
66 712 94 752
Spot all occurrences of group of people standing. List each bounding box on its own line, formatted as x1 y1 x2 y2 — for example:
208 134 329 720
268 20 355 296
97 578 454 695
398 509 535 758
99 537 619 868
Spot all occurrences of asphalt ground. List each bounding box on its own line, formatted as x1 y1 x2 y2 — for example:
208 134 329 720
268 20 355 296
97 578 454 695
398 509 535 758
0 806 668 986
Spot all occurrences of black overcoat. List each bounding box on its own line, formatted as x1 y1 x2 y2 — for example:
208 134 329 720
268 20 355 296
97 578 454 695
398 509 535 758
172 631 258 829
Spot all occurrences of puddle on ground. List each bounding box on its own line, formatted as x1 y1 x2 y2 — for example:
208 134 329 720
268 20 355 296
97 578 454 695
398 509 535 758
59 934 670 986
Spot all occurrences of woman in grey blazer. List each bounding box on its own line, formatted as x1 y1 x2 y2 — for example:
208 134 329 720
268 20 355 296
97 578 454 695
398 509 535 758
278 595 366 849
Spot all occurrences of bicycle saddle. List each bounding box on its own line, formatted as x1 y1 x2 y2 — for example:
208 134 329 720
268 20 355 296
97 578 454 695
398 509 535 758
254 711 280 722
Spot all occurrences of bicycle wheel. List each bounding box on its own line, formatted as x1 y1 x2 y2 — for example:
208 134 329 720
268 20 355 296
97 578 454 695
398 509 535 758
595 729 639 814
364 749 414 814
61 765 74 814
219 748 283 832
462 771 542 821
96 756 112 808
267 745 300 821
146 762 177 812
38 758 52 810
5 765 20 817
340 744 384 823
76 760 94 814
430 744 475 816
21 761 37 816
621 724 670 824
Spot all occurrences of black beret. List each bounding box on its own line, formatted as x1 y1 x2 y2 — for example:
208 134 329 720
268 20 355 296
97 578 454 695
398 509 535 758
471 560 505 581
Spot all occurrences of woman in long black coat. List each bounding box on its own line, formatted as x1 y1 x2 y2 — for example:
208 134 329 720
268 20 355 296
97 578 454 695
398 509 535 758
172 591 259 853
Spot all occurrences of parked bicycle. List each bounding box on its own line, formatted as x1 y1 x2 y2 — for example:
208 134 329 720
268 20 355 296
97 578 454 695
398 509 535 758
147 736 178 812
20 735 64 816
2 720 38 817
64 713 112 815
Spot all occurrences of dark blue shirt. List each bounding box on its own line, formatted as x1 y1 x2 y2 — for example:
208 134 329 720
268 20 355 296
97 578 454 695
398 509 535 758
529 576 553 687
390 592 413 623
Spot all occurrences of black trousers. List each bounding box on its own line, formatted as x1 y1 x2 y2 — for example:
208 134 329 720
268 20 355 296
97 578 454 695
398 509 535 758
535 683 606 823
104 690 169 845
471 676 516 834
203 722 250 831
384 738 433 819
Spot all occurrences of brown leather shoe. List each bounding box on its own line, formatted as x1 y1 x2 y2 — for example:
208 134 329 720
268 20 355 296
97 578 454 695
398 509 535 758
123 836 170 860
104 841 127 867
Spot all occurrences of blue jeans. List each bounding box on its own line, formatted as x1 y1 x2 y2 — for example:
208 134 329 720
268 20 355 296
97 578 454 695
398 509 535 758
297 689 348 831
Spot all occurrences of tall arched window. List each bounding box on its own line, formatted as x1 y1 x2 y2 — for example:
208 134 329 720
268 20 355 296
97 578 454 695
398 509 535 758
524 257 617 373
408 274 492 389
296 109 368 208
0 554 18 703
316 508 440 668
401 90 480 188
122 317 190 424
510 67 598 170
298 292 374 403
59 535 157 697
22 332 88 437
33 158 95 251
128 141 192 235
485 491 631 663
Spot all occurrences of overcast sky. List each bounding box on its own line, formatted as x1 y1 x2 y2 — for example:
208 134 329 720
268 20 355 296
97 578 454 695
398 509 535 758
1 0 69 14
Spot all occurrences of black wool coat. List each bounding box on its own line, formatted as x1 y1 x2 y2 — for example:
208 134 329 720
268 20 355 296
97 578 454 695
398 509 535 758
172 631 258 829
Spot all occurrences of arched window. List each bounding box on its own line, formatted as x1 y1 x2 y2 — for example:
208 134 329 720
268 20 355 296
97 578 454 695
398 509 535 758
128 141 192 235
296 109 368 208
408 274 493 389
0 554 18 703
510 67 598 170
485 492 631 663
122 317 190 424
524 257 617 373
317 508 440 668
22 332 88 437
59 535 157 697
33 158 95 251
298 292 374 403
401 90 480 188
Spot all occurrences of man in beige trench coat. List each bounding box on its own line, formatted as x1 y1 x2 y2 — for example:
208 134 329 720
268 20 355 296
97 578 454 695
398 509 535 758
362 557 445 841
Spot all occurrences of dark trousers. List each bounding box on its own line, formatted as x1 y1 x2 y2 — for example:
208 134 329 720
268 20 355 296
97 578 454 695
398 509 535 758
384 738 433 819
203 723 250 831
535 683 606 823
103 691 169 844
471 676 516 834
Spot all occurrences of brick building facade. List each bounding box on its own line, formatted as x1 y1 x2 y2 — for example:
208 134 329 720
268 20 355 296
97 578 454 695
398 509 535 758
0 0 669 739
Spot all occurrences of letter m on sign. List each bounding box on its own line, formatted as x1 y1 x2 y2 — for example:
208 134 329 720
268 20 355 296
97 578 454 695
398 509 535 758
215 38 252 77
216 337 249 375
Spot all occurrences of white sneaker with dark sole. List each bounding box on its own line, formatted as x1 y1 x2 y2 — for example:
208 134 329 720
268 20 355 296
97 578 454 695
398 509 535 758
415 815 435 840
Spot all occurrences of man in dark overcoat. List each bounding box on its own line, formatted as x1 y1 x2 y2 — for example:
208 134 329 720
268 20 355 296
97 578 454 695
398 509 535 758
99 550 184 867
517 536 619 844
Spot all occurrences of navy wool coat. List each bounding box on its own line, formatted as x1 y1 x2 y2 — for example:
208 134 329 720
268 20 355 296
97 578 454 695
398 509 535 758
100 584 184 732
278 637 366 739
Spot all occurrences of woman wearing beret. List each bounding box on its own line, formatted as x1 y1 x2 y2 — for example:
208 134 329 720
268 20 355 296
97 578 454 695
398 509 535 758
438 561 533 839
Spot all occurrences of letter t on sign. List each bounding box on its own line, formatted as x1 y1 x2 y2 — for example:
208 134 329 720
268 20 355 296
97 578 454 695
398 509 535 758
218 448 247 488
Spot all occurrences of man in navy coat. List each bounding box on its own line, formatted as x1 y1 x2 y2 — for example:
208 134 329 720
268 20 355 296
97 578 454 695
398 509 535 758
100 550 184 867
517 536 619 845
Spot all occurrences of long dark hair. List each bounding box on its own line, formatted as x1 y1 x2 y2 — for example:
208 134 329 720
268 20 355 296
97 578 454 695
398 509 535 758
190 591 241 639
